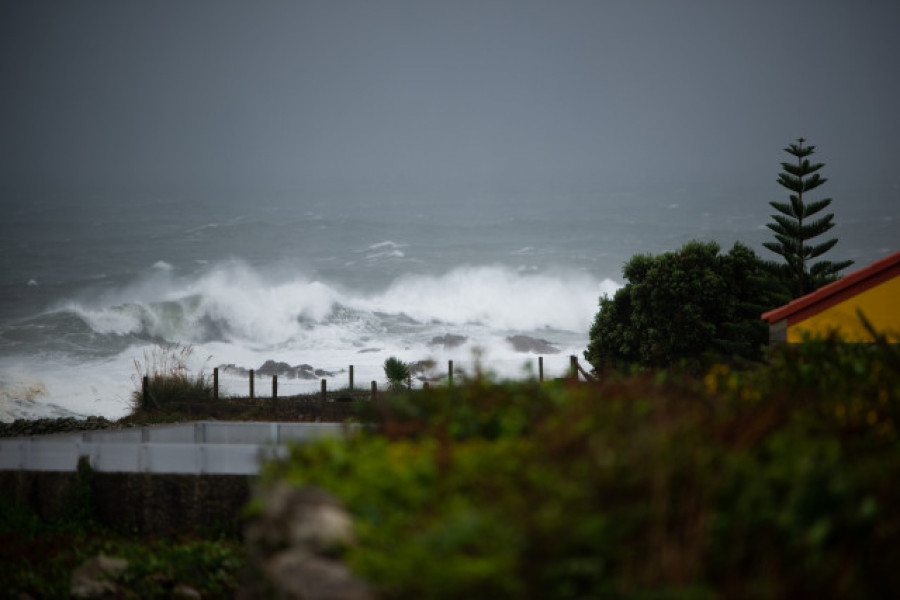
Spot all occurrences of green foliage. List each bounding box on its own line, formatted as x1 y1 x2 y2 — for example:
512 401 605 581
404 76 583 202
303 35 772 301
130 344 213 414
764 138 853 297
0 497 244 599
584 240 784 371
115 538 244 598
383 356 411 390
260 334 900 599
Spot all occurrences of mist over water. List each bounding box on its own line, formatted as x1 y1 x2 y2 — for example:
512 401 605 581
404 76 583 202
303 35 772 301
0 189 894 422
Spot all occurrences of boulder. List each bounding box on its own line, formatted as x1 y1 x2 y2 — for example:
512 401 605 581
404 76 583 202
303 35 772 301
244 484 372 600
70 555 128 599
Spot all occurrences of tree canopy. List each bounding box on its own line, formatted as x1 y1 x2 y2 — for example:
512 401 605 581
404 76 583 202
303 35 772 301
585 240 785 371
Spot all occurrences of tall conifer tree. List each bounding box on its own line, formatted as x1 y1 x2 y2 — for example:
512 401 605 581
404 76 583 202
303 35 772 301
764 138 852 297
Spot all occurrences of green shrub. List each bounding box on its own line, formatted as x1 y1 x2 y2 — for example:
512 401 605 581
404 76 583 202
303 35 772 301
261 335 900 599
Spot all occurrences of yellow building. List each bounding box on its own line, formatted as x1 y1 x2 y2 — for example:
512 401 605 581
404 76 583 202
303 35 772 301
761 251 900 343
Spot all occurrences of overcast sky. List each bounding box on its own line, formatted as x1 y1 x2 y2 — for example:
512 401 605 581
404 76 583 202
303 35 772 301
2 1 899 209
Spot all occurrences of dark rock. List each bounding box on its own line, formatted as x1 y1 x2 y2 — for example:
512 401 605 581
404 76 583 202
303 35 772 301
295 365 319 380
257 361 294 377
407 360 436 376
506 335 561 354
429 334 468 349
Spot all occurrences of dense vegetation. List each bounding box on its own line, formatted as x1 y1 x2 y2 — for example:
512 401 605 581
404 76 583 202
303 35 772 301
584 240 787 371
585 139 857 372
4 329 897 597
0 498 244 599
260 328 900 599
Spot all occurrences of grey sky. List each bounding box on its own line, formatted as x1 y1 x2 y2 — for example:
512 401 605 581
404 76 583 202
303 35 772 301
2 0 899 208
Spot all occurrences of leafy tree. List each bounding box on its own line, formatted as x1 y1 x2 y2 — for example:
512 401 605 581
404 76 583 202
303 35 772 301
764 138 852 297
585 240 784 370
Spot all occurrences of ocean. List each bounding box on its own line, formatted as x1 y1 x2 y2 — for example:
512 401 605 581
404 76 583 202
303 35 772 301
1 189 893 422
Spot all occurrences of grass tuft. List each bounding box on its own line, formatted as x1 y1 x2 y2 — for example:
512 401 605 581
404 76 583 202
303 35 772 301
130 344 213 415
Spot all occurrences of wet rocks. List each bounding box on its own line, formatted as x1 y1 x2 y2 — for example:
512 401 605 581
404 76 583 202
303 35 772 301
506 335 561 354
429 334 468 349
0 416 116 438
222 361 342 381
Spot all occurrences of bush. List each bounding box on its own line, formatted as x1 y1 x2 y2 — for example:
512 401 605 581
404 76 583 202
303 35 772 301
130 344 213 413
259 335 900 599
585 240 787 371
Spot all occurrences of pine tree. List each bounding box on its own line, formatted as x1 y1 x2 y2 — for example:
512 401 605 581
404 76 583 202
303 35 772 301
763 138 852 297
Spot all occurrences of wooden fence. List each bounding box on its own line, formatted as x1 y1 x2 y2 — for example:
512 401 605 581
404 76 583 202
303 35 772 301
141 355 594 408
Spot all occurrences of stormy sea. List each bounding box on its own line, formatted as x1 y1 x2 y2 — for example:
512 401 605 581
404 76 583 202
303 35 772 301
1 189 893 421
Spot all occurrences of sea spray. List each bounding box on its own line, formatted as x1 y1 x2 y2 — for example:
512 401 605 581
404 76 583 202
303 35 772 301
0 260 620 421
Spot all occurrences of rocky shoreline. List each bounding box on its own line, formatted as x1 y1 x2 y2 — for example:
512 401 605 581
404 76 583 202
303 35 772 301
0 416 122 438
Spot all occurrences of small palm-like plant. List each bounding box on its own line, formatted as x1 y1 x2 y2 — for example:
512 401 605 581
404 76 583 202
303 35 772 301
383 356 411 390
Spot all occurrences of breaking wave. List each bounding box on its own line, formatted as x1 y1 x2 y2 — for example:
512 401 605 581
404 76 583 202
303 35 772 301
13 261 618 350
0 260 620 421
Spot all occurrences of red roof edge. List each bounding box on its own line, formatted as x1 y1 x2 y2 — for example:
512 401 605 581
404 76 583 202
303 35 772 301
761 251 900 324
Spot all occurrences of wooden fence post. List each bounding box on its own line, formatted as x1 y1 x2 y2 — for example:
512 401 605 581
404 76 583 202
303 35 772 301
272 375 278 400
570 355 578 381
349 365 354 391
142 376 149 410
249 369 255 400
370 380 377 402
448 360 454 386
538 356 544 383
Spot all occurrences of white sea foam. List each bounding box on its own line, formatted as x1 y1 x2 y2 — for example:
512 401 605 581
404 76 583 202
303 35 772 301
65 261 618 343
357 265 618 332
364 240 408 261
0 260 621 421
366 240 406 251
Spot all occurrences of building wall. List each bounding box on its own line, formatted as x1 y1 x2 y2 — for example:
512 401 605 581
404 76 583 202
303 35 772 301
787 275 900 342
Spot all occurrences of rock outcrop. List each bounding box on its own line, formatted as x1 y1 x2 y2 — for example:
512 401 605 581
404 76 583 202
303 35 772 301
243 483 372 600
